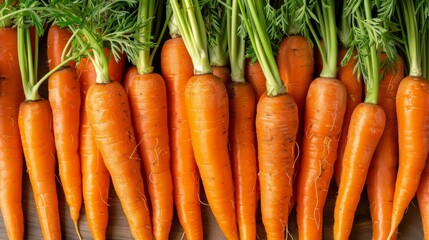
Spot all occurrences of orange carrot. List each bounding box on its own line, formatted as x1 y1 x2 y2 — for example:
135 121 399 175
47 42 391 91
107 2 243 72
227 82 258 240
128 72 174 240
161 36 203 239
171 0 238 238
256 93 298 239
293 1 347 239
185 74 238 239
47 24 75 70
244 58 266 100
388 76 429 237
126 3 174 238
276 34 314 212
48 66 82 235
77 52 123 239
296 77 347 240
333 48 363 186
334 103 386 240
0 27 25 240
333 1 396 239
388 1 429 238
366 55 404 240
19 99 61 239
226 1 258 238
123 65 137 94
86 80 153 239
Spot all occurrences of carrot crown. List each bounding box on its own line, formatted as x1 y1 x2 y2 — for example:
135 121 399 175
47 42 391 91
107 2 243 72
396 0 428 78
169 0 211 75
237 0 286 97
135 1 170 75
202 0 229 68
226 0 245 83
342 0 399 104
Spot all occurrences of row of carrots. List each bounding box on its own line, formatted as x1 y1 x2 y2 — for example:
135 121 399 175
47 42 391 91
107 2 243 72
0 0 429 240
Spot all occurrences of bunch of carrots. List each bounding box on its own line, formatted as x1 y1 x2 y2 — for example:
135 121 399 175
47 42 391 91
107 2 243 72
0 0 429 239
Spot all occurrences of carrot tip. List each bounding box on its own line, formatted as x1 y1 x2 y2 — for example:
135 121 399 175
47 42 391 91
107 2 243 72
74 221 82 240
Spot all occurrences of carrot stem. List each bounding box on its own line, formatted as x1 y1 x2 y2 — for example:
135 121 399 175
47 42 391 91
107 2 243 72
227 0 245 83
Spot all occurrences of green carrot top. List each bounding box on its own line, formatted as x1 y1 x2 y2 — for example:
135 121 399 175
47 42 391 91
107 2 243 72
135 0 170 75
238 0 286 97
202 0 229 67
396 0 428 78
226 0 245 83
0 0 15 28
342 0 399 104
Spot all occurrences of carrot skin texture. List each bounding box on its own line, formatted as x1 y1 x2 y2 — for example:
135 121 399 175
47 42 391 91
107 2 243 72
389 76 429 238
86 81 152 240
161 37 203 240
19 100 61 240
0 27 25 240
296 78 347 240
123 66 137 94
48 67 82 227
212 66 231 85
77 53 123 239
128 73 174 240
334 48 363 186
227 82 258 240
256 93 298 240
185 74 238 240
418 156 429 240
244 59 266 100
276 35 314 212
366 56 404 240
47 25 75 70
334 103 386 240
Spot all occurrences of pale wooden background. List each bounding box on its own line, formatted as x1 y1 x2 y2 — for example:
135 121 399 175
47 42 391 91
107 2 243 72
0 32 424 240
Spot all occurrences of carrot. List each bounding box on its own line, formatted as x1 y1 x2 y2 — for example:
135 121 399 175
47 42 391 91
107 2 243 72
125 3 174 239
389 75 429 238
333 48 363 186
47 24 75 70
19 100 61 239
76 57 111 240
334 103 386 240
128 72 173 240
238 1 300 239
77 49 126 240
293 1 347 239
276 33 314 213
171 1 238 238
15 19 65 238
86 80 152 239
0 25 25 240
161 33 203 240
366 55 404 240
48 66 82 236
244 58 266 100
333 1 397 239
387 1 429 238
226 1 258 238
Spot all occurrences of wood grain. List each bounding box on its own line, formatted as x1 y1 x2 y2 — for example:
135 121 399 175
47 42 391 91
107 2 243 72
0 33 425 240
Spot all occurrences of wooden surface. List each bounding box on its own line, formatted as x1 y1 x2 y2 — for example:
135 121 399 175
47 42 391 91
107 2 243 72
0 33 425 240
